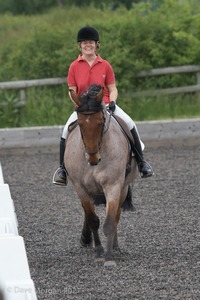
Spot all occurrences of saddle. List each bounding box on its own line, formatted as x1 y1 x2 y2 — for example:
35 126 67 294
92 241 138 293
110 113 135 150
68 120 78 133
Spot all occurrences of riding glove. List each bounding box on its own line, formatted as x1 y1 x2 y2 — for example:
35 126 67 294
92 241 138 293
108 101 116 112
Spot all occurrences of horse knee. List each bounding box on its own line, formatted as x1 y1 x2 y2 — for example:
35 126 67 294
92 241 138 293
103 215 115 237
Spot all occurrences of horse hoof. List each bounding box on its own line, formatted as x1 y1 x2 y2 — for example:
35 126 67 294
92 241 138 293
95 245 104 258
113 245 121 252
95 257 105 264
104 260 117 267
80 239 92 248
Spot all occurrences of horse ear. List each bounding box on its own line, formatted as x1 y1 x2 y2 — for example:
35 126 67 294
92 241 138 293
96 87 104 102
69 89 81 106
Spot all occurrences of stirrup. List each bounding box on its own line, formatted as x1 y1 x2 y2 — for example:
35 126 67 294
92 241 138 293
52 167 67 186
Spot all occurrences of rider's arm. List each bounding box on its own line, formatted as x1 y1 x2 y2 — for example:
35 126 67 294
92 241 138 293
68 86 78 106
107 83 118 103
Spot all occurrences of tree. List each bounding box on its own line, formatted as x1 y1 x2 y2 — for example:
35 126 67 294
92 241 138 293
0 0 57 15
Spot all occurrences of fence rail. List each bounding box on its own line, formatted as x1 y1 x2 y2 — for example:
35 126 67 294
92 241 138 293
135 65 200 78
132 65 200 97
0 65 200 102
0 78 67 105
0 77 66 89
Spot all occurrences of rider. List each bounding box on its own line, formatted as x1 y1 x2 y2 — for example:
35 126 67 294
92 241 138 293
53 26 154 186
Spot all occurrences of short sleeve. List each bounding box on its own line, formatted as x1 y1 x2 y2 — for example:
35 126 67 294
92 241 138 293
67 63 76 87
105 62 116 85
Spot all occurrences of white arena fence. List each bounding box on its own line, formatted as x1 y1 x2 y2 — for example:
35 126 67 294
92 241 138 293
0 163 38 300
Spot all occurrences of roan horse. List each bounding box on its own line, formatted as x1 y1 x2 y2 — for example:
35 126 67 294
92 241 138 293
64 84 138 267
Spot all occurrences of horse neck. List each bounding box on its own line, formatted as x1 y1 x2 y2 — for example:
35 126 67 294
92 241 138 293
103 110 122 134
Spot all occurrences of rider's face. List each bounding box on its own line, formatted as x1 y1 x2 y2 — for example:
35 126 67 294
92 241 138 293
80 40 97 54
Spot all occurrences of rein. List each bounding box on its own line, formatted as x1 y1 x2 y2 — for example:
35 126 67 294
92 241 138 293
104 109 112 134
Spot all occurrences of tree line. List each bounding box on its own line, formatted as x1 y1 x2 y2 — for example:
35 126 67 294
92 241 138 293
0 0 161 15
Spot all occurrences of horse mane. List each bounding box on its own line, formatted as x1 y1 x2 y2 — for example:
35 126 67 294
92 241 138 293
76 84 104 113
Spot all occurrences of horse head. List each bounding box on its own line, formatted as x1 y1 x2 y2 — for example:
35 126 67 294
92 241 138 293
69 85 105 166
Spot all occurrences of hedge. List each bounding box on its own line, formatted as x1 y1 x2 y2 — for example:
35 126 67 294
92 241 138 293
1 1 200 128
0 1 200 91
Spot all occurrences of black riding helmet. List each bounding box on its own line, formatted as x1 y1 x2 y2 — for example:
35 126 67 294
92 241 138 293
77 26 100 42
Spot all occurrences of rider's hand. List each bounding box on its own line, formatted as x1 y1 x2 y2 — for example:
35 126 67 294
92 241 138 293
108 101 116 112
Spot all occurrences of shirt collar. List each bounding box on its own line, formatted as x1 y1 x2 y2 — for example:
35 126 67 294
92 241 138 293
78 54 103 62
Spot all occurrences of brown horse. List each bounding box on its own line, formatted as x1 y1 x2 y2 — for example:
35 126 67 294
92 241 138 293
64 85 138 266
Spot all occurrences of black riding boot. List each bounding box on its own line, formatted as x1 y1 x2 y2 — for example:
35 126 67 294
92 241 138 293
52 137 67 186
130 128 154 178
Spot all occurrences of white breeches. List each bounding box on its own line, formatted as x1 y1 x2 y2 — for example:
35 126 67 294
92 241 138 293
61 105 144 149
62 111 77 139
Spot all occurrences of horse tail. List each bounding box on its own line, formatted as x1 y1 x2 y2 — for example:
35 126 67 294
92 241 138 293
93 185 136 211
121 185 135 211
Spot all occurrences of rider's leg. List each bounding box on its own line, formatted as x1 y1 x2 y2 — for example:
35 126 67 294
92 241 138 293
52 137 67 186
113 105 154 178
52 111 77 186
130 127 154 178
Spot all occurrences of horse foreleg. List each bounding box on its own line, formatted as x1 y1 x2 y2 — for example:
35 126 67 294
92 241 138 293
81 201 103 257
113 207 122 250
113 188 128 250
81 218 92 247
103 200 120 266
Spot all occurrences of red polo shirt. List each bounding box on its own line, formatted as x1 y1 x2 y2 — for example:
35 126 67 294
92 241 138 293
67 54 116 104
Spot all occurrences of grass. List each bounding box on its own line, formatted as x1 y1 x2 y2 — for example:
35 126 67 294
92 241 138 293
0 87 200 128
120 93 200 121
0 86 73 128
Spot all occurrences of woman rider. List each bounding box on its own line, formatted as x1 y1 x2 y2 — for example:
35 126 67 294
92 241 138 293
53 26 154 186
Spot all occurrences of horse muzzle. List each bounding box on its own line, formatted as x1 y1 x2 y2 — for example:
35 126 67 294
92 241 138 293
85 150 101 166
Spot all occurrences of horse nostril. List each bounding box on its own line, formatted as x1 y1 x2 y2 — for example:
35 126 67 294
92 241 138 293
89 157 101 166
90 161 98 166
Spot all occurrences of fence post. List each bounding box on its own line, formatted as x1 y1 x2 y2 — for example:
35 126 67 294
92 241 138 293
196 72 200 85
19 89 26 106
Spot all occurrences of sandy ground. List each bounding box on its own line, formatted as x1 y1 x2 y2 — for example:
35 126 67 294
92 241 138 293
0 141 199 300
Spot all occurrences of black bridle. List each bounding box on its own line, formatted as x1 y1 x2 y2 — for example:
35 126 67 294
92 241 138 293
75 84 111 155
78 109 105 155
